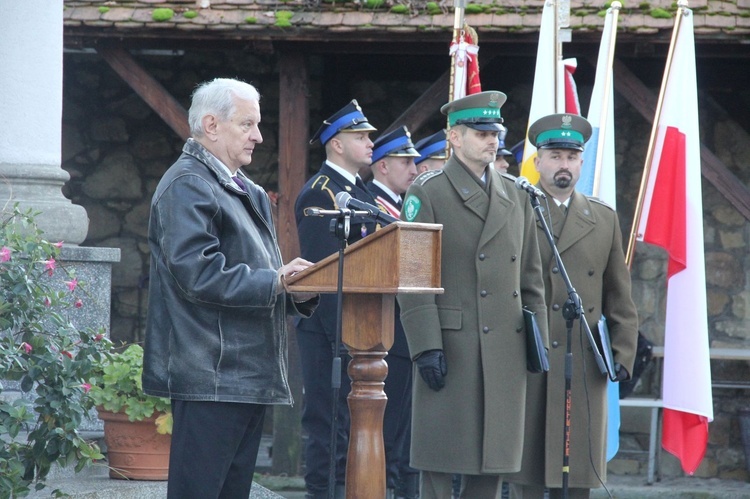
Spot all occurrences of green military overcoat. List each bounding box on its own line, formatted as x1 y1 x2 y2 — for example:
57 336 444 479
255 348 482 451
397 158 548 475
508 190 638 488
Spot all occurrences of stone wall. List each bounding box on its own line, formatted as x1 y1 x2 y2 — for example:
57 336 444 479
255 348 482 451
60 48 750 480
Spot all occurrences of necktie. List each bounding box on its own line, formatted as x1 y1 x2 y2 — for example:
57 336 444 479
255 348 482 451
232 176 247 192
355 177 367 192
560 204 568 216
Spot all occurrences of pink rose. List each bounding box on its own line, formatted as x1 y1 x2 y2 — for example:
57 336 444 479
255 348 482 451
21 342 32 354
0 246 11 262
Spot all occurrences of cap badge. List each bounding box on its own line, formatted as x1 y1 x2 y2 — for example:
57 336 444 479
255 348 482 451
561 115 572 128
489 94 500 107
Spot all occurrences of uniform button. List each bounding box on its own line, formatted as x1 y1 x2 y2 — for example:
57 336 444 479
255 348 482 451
479 253 486 261
552 304 560 311
589 306 595 313
513 290 519 297
480 290 487 297
552 267 559 274
588 269 595 276
552 341 560 348
511 254 517 261
516 326 523 333
483 326 490 333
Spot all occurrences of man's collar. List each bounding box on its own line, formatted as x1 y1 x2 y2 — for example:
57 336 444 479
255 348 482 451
371 179 401 204
185 138 234 180
325 160 358 185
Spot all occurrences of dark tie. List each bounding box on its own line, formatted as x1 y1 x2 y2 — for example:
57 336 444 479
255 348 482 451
560 204 568 216
355 177 367 192
232 176 247 192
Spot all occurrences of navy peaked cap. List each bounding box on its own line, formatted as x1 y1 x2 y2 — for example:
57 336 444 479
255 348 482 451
310 99 377 145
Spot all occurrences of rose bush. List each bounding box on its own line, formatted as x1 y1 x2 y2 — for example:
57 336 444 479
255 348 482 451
0 206 111 497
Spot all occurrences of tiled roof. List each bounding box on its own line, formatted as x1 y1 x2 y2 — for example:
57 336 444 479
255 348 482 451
63 0 750 44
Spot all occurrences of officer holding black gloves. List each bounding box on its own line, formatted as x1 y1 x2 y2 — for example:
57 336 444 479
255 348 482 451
397 91 548 499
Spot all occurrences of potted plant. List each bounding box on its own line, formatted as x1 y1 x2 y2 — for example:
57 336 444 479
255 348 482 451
88 343 172 480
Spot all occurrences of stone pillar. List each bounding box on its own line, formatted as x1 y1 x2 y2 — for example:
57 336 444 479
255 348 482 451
0 1 119 434
0 0 89 244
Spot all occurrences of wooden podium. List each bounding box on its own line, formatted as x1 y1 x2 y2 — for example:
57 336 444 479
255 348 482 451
285 221 443 498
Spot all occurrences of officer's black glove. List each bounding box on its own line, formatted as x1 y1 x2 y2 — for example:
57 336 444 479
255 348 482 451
614 363 629 382
415 349 447 391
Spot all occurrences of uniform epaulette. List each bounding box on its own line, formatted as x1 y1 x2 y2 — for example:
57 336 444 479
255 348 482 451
310 174 331 190
589 196 615 211
500 172 517 182
415 169 443 186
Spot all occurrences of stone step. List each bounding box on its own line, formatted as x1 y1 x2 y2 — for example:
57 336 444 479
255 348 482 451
22 432 284 498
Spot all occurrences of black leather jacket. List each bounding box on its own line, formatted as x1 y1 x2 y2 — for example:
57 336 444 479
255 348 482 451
143 139 317 404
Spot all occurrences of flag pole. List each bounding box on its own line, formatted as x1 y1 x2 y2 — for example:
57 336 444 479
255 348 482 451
592 2 620 196
625 0 689 267
449 0 466 105
554 0 561 112
447 0 466 156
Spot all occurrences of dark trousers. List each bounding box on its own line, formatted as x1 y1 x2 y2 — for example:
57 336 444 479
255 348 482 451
298 329 351 494
167 399 266 499
383 354 418 495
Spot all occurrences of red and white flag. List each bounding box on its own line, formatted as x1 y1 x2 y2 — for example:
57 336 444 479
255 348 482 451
450 24 481 101
562 59 580 115
635 7 712 474
520 0 579 183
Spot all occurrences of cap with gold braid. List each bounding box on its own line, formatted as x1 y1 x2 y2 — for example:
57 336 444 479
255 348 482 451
527 113 593 152
370 126 420 164
310 99 377 145
440 90 507 132
414 130 448 165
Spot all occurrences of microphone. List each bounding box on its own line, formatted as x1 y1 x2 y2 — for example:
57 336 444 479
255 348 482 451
303 207 370 217
514 176 546 199
335 191 398 225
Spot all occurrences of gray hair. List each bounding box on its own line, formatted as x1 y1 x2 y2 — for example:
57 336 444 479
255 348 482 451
188 78 260 137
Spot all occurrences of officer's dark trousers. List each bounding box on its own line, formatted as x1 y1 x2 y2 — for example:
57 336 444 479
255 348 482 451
167 399 266 499
298 329 351 495
383 353 418 496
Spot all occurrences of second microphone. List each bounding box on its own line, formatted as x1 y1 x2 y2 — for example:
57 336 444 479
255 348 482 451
335 191 399 225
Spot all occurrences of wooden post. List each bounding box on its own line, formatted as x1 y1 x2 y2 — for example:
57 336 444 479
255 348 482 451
274 51 310 475
285 222 443 498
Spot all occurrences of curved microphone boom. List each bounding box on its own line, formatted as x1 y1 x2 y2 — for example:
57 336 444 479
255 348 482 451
514 176 546 199
335 191 398 225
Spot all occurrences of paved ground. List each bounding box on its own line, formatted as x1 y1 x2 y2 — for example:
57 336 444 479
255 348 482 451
29 433 750 498
258 474 750 499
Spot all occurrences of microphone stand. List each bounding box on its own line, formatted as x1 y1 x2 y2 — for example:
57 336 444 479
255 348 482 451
327 208 354 499
527 193 595 499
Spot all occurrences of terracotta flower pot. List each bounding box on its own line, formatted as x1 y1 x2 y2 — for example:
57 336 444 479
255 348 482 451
97 408 171 480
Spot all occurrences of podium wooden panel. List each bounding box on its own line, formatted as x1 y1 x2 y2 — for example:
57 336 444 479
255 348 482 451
285 221 442 498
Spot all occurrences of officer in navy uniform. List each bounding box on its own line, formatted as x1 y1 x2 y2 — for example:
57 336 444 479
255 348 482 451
493 124 513 174
367 126 420 499
414 129 449 174
294 100 379 499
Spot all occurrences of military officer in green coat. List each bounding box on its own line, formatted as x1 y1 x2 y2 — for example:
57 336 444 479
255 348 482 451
507 114 639 499
398 91 548 499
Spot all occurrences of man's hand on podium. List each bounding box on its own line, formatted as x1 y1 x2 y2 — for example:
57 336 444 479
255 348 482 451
416 349 447 391
278 257 318 302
